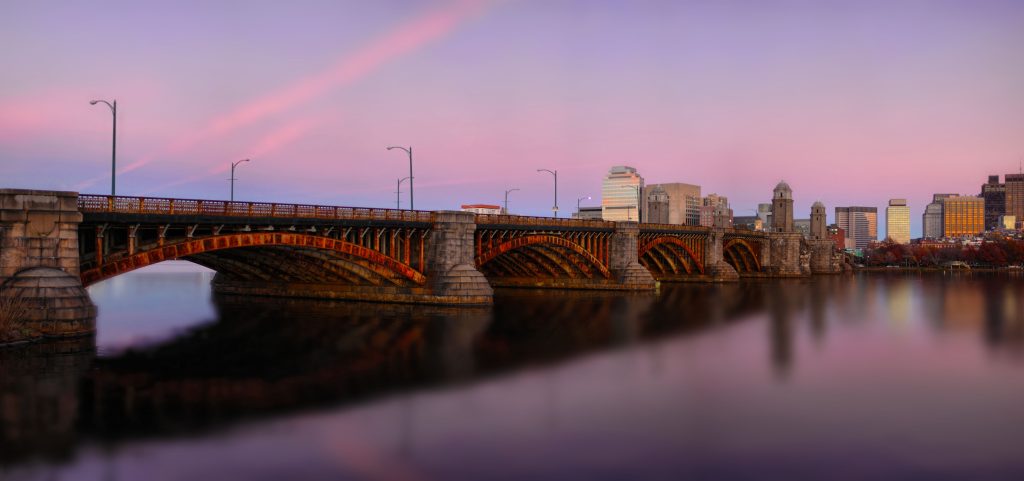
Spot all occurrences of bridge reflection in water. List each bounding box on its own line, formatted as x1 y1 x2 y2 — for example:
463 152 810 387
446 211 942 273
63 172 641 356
4 276 1024 477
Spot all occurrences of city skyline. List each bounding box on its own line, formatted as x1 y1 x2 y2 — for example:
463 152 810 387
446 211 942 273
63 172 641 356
2 1 1024 238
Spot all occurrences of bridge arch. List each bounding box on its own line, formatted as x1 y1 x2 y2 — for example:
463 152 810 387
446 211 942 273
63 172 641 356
723 238 762 273
477 234 612 279
80 233 427 287
638 237 705 276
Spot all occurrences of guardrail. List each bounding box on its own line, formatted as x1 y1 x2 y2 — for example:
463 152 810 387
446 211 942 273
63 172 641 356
475 213 615 229
77 195 435 222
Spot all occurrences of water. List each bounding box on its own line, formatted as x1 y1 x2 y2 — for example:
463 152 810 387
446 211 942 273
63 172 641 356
3 269 1024 480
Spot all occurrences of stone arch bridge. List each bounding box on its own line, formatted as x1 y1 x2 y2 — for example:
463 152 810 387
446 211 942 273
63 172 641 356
0 190 817 336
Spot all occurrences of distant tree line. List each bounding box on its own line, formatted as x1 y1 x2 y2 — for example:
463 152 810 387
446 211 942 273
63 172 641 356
862 238 1024 267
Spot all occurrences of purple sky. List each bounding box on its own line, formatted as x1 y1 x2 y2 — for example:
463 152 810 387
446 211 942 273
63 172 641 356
2 1 1023 237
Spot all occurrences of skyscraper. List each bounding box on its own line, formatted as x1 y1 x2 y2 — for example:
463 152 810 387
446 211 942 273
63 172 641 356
922 193 954 239
601 166 644 221
981 175 1005 231
835 206 877 250
1004 173 1024 229
642 183 701 225
885 199 910 244
942 196 984 238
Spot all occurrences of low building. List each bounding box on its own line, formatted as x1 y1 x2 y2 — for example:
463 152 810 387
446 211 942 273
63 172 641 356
575 206 604 220
828 224 845 250
461 204 502 215
733 215 763 231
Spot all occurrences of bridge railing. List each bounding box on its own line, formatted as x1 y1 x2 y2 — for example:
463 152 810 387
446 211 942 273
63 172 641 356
475 213 614 229
78 195 435 222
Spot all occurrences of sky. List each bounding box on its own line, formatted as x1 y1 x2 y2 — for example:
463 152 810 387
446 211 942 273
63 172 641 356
2 0 1023 238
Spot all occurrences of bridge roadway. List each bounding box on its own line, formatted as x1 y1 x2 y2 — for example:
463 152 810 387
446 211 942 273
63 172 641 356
0 189 825 337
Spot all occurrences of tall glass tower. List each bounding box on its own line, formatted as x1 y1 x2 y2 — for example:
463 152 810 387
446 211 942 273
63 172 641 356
601 166 645 221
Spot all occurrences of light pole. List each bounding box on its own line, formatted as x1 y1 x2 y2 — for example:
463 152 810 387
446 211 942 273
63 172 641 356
537 169 558 217
230 158 250 202
504 188 520 214
627 185 641 221
89 99 117 196
577 195 592 217
387 146 414 210
396 176 411 209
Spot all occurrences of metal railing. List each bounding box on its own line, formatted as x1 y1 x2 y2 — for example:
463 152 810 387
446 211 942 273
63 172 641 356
475 213 614 229
77 195 436 222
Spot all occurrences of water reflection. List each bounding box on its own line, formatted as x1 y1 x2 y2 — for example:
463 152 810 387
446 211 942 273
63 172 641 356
3 274 1024 479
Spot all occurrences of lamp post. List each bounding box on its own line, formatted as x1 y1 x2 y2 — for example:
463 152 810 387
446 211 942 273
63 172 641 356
504 188 520 214
89 99 117 196
536 169 558 217
396 176 411 209
387 146 414 210
627 185 641 221
230 158 250 202
577 195 592 217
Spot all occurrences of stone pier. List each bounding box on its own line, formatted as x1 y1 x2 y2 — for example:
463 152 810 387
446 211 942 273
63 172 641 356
766 232 804 277
706 229 740 282
807 238 840 274
424 211 494 304
0 189 96 337
608 222 657 289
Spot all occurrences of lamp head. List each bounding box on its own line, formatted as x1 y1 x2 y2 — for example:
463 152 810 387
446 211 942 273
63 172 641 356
89 100 99 105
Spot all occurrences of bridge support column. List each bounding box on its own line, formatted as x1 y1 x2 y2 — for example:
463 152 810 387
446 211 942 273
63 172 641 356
609 222 656 289
766 232 805 277
425 211 493 304
807 238 839 274
0 189 96 339
707 229 739 282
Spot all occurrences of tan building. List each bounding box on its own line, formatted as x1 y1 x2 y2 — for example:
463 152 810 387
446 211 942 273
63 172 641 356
601 166 644 221
699 193 731 227
1005 174 1024 229
886 199 910 244
942 196 984 237
641 182 701 225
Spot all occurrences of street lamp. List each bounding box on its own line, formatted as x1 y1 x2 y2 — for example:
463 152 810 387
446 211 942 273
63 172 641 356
537 169 558 217
396 177 411 209
230 158 250 202
504 188 520 214
626 185 641 221
577 195 592 217
387 146 414 210
89 99 117 196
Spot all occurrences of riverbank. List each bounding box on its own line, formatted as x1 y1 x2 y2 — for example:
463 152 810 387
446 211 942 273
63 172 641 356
855 266 1024 273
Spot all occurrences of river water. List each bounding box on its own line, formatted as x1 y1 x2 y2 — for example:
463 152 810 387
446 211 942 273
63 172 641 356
3 265 1024 480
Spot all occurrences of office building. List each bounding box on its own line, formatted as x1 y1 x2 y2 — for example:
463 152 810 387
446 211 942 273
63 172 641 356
794 219 811 237
1006 173 1024 229
642 182 701 225
835 206 877 250
699 193 731 227
886 199 910 244
575 206 604 220
922 193 954 239
828 224 845 250
942 196 984 238
601 166 644 221
981 175 1005 231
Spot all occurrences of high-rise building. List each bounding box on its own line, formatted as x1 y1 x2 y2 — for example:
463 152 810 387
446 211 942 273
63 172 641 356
601 166 644 222
642 182 701 225
885 199 910 244
835 206 877 250
1005 174 1024 230
981 175 1005 231
645 185 669 224
942 196 984 238
810 201 826 239
771 181 794 232
922 193 954 239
